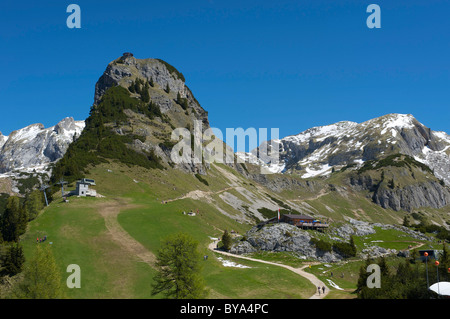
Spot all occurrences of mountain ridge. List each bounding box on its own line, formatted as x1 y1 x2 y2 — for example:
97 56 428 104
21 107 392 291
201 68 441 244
50 53 216 184
240 113 450 186
0 117 85 175
1 55 449 216
2 54 450 300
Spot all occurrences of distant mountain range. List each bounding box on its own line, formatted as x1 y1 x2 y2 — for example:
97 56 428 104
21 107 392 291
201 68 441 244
3 112 449 188
238 113 450 186
0 117 85 176
1 53 449 215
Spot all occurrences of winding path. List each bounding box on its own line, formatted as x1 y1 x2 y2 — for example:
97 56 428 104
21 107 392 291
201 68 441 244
208 241 329 299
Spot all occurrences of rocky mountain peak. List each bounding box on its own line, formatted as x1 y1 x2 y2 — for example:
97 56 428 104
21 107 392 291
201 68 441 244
7 123 45 144
0 132 8 149
92 54 210 132
374 113 415 125
44 54 218 185
85 54 212 175
54 117 84 135
94 54 189 107
0 117 85 174
247 113 450 184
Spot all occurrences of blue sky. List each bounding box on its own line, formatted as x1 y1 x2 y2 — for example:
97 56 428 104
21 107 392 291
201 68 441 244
0 0 449 150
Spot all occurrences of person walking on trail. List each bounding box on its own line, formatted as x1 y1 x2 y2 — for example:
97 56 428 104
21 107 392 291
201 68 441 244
322 286 326 294
318 286 321 295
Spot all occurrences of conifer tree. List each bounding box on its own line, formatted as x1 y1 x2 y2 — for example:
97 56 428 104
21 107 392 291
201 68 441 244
141 82 150 103
1 243 25 277
221 230 233 251
349 235 357 257
128 81 136 93
24 190 45 221
134 80 141 94
355 257 373 295
402 215 411 227
15 245 64 299
0 196 27 242
176 91 189 110
378 256 390 277
151 233 207 299
440 243 450 278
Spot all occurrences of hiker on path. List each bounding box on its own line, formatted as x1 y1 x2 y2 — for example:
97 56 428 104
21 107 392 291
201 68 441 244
318 286 321 295
322 286 325 294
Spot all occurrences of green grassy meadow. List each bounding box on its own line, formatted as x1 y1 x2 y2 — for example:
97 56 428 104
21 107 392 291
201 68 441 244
19 162 317 299
16 160 445 299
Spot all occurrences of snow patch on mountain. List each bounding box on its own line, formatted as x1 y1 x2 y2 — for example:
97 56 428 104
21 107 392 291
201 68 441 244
0 132 8 149
0 117 85 175
283 121 358 144
236 152 286 174
7 124 45 145
380 113 415 135
242 113 450 185
302 164 332 178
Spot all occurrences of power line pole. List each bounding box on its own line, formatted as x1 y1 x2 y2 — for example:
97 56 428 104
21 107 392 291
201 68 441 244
40 184 50 207
435 261 440 297
424 252 429 289
56 178 68 198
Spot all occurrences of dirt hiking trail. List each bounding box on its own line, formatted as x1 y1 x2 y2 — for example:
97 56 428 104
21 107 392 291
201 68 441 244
208 240 329 299
96 199 156 267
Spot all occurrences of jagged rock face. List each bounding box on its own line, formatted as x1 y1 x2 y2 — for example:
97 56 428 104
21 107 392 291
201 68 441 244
245 114 450 185
348 156 450 212
232 221 433 261
94 54 209 125
239 114 450 212
372 181 450 212
0 132 7 149
231 223 344 263
0 118 85 174
91 53 213 174
96 57 183 104
248 173 319 193
331 218 431 241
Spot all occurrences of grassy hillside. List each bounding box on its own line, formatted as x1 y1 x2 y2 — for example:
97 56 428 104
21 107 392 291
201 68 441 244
14 156 449 299
22 196 156 298
20 162 318 299
263 157 450 227
3 56 449 300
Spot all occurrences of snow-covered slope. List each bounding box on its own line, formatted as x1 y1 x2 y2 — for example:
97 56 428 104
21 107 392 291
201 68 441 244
415 130 450 186
243 114 450 185
236 148 286 174
0 117 85 175
0 132 8 149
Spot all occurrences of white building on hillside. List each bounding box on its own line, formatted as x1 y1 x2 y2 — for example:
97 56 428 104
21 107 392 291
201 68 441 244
72 178 97 197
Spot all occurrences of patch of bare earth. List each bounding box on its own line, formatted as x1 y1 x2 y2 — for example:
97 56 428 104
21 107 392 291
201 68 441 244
96 199 156 267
